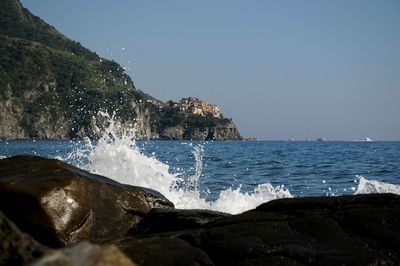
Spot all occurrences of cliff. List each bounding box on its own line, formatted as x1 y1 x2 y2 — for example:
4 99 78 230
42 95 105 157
157 121 241 141
0 0 242 140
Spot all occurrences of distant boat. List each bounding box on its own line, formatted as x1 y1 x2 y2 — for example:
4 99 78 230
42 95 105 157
288 138 295 142
317 138 326 141
364 137 373 142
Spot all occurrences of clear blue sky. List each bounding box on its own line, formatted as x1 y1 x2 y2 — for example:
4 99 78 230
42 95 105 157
21 0 400 140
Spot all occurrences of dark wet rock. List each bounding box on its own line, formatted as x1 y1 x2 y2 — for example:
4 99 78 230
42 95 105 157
1 155 399 265
32 241 136 266
129 208 230 234
112 237 214 266
0 155 174 248
117 194 400 265
0 211 47 265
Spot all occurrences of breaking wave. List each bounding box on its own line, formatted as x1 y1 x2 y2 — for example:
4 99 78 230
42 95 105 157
64 112 400 214
67 112 292 214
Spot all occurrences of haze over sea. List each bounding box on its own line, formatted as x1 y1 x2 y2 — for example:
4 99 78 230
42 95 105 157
1 122 399 214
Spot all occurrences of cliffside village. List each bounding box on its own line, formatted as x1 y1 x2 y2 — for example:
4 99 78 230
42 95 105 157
147 97 222 118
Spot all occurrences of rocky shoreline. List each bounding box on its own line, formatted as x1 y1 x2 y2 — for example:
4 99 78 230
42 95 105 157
1 155 399 265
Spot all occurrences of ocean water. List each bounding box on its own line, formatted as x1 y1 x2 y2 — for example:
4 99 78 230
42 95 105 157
1 121 399 214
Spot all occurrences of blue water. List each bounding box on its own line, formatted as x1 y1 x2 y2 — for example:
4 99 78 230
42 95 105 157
1 140 399 200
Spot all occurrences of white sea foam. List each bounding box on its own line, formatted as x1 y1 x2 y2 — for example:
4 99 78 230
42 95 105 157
211 183 292 214
354 175 400 195
67 112 292 214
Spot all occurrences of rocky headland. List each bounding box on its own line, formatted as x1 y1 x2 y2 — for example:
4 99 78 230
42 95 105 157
0 0 242 140
1 155 399 265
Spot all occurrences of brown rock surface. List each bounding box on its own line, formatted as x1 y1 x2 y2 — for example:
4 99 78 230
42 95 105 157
0 155 174 248
32 241 136 266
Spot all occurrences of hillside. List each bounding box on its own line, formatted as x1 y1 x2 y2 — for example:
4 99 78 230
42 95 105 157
0 0 242 140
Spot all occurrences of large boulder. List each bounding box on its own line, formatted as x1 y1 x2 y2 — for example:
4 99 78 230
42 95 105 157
115 193 400 265
0 211 47 265
0 155 174 247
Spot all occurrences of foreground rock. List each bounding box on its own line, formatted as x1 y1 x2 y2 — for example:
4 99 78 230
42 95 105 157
115 193 400 265
0 155 174 248
1 155 399 265
0 211 47 265
32 242 136 266
129 208 230 234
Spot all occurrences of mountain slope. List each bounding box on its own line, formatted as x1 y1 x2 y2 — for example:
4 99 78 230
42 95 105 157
0 0 98 60
0 0 241 140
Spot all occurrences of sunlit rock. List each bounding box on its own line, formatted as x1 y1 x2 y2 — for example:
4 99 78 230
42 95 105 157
0 155 174 247
32 242 136 266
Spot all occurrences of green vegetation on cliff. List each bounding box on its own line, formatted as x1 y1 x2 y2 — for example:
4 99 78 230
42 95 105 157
0 0 241 140
0 0 151 139
0 0 97 60
0 34 147 138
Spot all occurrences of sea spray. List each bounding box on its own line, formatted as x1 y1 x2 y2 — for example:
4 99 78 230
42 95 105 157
187 144 203 190
67 112 292 214
211 183 292 214
67 112 179 198
354 175 400 195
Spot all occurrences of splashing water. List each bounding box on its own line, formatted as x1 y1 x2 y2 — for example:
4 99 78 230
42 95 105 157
211 183 292 214
67 113 400 214
67 112 292 214
354 175 400 195
68 112 179 200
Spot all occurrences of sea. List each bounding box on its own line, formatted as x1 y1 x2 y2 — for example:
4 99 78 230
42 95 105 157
1 120 399 214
